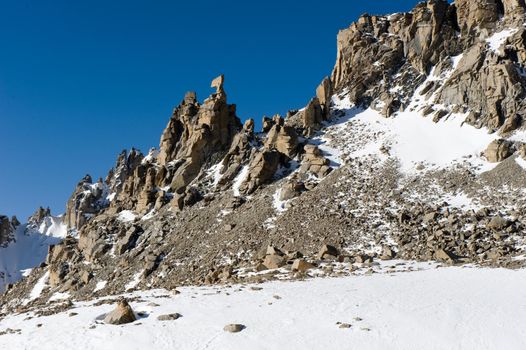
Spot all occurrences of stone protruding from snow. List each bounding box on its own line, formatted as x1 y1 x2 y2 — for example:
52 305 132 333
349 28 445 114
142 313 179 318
157 313 182 321
223 324 245 333
434 249 458 264
104 298 137 325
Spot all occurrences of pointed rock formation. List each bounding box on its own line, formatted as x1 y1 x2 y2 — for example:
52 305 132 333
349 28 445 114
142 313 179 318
65 175 109 230
264 115 299 158
218 118 258 187
158 75 242 194
0 216 15 247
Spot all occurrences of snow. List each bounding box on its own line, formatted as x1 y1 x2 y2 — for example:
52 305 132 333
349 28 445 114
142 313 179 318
117 210 137 223
141 148 159 165
450 53 464 70
232 165 249 197
312 137 343 168
445 192 482 211
125 271 143 291
328 93 499 173
24 271 49 304
1 267 526 349
355 108 493 172
515 156 526 170
207 162 223 187
38 216 68 238
49 291 70 302
486 28 518 53
94 280 107 292
141 209 157 221
0 217 66 292
272 189 287 212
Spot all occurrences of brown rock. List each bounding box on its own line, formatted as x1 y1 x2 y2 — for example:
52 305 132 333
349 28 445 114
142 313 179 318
484 139 514 162
223 324 245 333
434 249 457 264
263 255 286 269
291 259 315 272
157 313 182 321
317 244 339 260
104 299 137 325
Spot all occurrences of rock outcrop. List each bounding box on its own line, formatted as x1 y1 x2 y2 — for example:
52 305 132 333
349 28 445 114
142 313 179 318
264 115 299 158
157 75 242 194
239 150 281 195
299 145 332 178
5 1 526 314
217 119 258 187
485 139 515 162
0 216 15 247
331 0 526 134
64 175 109 230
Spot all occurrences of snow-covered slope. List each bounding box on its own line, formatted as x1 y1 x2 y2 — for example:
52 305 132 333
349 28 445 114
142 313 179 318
1 265 525 350
0 216 66 292
321 96 501 174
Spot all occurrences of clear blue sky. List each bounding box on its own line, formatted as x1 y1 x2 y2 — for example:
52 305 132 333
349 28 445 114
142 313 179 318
0 0 424 220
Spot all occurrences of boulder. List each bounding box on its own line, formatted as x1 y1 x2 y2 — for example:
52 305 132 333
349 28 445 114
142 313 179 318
266 246 284 256
223 324 245 333
264 115 299 158
302 97 323 129
291 259 315 272
211 74 225 93
300 145 332 178
317 244 339 260
239 150 280 195
434 249 458 264
380 246 396 260
104 299 137 325
484 139 514 162
487 216 511 230
262 255 286 269
157 313 182 321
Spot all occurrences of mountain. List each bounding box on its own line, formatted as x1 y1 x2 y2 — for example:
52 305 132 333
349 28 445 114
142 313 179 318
0 208 66 293
1 0 526 348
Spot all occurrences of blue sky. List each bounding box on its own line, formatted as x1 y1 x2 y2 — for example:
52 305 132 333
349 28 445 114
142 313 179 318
0 0 424 220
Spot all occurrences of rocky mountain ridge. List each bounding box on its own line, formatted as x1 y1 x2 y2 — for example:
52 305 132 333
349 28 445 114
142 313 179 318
2 0 526 314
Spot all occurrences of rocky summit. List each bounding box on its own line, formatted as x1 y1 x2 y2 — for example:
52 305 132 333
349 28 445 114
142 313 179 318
2 1 526 348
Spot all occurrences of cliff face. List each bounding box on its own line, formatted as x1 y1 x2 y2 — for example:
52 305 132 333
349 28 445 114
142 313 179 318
332 0 526 133
3 0 526 312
